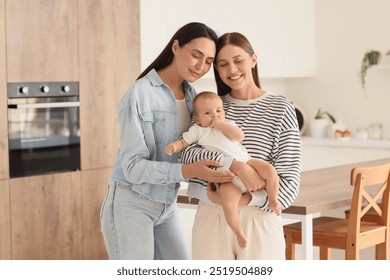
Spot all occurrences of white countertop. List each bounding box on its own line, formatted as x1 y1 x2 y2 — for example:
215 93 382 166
301 136 390 149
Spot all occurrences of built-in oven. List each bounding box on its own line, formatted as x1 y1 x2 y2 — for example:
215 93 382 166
7 82 80 178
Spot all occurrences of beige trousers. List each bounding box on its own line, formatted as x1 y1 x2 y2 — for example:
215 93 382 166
192 201 285 260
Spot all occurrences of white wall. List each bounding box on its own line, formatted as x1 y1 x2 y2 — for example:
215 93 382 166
140 0 316 79
196 0 390 140
286 0 390 139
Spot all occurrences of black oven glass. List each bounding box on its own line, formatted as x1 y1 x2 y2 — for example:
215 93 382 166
7 82 80 178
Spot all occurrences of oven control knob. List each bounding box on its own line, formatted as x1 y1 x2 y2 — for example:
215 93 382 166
41 85 50 93
62 85 70 93
19 86 29 95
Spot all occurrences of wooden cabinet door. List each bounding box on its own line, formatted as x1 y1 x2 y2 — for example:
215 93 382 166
0 0 8 179
10 172 82 259
0 179 11 259
81 168 111 259
79 0 140 170
6 0 78 82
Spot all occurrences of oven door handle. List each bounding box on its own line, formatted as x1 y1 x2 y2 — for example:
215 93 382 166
8 101 80 109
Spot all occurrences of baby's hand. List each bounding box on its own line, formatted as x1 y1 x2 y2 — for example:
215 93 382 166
210 118 224 130
164 144 175 156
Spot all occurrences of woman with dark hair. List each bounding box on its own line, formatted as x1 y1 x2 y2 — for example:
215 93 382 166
182 32 301 259
100 22 235 260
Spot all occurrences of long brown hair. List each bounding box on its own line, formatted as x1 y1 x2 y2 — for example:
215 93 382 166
213 32 261 96
137 22 218 80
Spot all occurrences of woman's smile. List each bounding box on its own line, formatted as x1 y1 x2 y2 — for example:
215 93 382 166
189 69 202 77
228 74 243 81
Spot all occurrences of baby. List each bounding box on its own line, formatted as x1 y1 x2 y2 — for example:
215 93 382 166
165 91 280 248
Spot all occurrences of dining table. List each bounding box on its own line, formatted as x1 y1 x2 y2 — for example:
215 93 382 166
177 157 390 260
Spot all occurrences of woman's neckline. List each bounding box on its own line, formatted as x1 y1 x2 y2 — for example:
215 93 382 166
226 91 271 104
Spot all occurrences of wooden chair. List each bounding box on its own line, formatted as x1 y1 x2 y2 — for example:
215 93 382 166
283 163 390 260
345 204 381 223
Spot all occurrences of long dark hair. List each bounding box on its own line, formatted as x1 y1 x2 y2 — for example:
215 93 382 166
137 22 218 80
213 32 261 96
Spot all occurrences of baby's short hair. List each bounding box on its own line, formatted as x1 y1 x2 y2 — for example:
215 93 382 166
192 91 220 115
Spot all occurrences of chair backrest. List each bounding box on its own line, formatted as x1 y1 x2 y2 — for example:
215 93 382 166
348 163 390 237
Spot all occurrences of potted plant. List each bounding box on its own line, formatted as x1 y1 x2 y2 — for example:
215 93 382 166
360 49 381 91
310 108 336 138
314 108 336 123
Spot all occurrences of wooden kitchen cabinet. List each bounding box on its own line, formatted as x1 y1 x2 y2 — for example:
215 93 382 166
4 0 141 173
5 0 79 82
78 0 140 170
0 179 11 259
9 172 83 259
81 168 111 259
1 0 141 260
0 0 8 180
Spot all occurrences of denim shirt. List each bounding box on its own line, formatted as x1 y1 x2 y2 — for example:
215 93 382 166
110 69 196 204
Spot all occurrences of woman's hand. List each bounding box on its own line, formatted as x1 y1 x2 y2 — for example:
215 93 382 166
230 160 265 192
181 160 236 183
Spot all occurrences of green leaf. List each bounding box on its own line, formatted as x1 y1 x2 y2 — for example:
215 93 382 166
314 108 336 123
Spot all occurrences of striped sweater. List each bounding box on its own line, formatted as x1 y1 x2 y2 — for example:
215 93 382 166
181 92 301 212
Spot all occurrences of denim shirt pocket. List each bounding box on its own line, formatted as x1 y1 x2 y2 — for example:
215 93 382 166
140 112 168 145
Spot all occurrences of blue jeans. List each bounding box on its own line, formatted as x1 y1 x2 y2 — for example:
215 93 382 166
100 180 190 260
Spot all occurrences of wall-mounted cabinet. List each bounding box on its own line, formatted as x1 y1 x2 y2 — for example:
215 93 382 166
140 0 316 78
5 0 79 82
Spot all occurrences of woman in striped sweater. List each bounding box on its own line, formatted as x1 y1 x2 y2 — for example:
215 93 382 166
181 32 301 260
